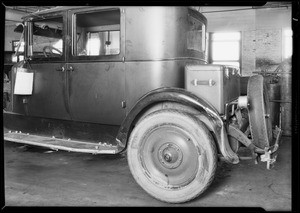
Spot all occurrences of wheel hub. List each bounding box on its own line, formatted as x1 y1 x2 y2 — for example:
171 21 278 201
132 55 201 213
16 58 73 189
139 125 199 187
158 143 183 169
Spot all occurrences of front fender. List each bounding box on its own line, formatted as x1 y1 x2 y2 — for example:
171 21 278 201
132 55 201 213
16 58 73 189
116 87 239 164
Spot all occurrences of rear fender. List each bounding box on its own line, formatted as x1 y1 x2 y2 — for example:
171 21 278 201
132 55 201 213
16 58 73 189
116 87 239 164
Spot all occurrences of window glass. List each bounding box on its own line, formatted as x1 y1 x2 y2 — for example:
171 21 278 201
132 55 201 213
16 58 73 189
212 32 241 41
12 40 25 62
30 17 63 58
74 9 120 56
283 29 292 59
13 40 25 52
210 32 241 70
212 61 240 68
212 41 240 60
187 15 206 52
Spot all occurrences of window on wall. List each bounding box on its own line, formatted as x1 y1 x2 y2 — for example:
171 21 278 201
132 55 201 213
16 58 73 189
73 9 120 56
12 40 25 62
283 29 292 59
210 32 241 70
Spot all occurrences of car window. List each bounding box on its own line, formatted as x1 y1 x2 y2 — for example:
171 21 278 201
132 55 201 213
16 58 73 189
187 15 206 53
29 16 64 59
74 9 120 56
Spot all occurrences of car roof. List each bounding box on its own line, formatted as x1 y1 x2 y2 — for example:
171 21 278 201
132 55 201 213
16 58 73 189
22 6 206 23
22 6 89 20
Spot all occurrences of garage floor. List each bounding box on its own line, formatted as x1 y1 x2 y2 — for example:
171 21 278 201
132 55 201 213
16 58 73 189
3 136 292 210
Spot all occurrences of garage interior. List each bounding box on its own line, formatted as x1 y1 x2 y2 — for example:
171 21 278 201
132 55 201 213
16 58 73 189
2 3 296 210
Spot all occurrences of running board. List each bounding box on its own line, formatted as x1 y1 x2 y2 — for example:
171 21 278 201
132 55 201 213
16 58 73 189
4 131 118 154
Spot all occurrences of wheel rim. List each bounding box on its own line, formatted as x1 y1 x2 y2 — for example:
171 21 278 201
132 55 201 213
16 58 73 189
138 124 199 189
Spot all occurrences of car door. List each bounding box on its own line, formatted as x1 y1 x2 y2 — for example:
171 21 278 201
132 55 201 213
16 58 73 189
21 11 71 120
67 7 126 125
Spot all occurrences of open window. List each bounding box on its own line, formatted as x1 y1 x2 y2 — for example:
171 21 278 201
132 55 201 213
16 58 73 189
27 16 64 59
73 9 120 56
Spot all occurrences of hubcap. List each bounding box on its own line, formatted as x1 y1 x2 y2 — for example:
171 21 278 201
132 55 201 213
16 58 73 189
139 125 199 188
158 143 183 169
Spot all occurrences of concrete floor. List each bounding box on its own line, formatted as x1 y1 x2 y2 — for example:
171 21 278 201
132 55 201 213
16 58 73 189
4 136 292 210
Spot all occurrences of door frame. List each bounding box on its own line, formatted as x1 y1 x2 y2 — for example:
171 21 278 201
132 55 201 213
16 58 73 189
17 11 72 120
64 7 126 125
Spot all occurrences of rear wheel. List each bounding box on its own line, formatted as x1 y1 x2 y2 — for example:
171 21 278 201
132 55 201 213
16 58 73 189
127 109 217 203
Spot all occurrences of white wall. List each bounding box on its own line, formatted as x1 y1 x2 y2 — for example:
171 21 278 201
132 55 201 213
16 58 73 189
202 6 292 75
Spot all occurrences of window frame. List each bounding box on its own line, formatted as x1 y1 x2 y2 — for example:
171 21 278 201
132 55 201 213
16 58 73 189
187 8 208 61
187 15 206 53
209 32 242 71
69 7 124 62
26 12 67 62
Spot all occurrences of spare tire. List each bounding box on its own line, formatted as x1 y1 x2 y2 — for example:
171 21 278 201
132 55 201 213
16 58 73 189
247 75 273 149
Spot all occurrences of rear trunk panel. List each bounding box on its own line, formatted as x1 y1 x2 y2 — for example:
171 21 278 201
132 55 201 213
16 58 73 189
185 64 240 114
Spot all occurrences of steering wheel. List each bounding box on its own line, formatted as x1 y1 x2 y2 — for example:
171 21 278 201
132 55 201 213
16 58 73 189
43 46 62 57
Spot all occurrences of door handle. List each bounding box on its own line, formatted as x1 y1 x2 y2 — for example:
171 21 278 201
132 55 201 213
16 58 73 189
56 67 65 72
67 66 74 72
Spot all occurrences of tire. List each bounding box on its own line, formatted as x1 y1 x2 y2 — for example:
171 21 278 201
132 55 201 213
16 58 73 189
127 109 217 203
247 75 273 149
